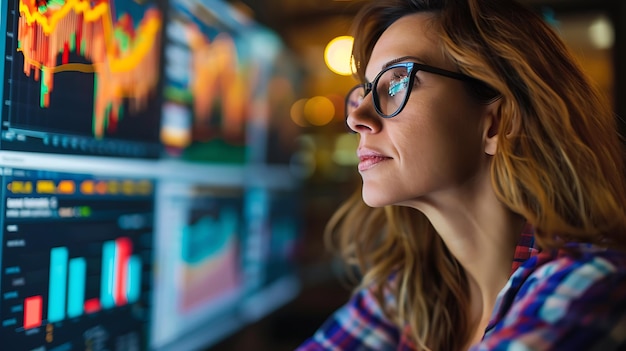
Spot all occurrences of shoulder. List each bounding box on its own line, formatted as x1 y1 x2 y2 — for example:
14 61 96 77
522 246 626 298
475 245 626 351
498 245 626 305
522 246 626 319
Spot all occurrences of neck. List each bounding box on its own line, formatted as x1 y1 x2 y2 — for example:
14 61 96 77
409 170 525 338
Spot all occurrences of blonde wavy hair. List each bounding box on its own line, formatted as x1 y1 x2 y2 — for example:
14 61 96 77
325 0 626 350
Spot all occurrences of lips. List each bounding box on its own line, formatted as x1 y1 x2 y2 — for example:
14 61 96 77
357 149 392 172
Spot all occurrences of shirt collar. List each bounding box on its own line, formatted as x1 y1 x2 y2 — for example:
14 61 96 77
510 222 540 275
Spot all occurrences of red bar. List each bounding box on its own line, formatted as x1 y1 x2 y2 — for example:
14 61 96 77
84 298 101 314
114 237 132 306
62 42 69 65
24 296 42 329
76 14 82 54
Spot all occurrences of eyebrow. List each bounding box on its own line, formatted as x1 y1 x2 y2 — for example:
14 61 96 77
364 55 431 83
381 55 429 70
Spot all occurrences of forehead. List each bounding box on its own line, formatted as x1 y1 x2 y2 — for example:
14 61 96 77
366 12 446 80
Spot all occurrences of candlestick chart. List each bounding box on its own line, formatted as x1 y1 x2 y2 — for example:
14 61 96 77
1 0 164 158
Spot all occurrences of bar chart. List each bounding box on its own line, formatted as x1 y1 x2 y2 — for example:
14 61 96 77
0 168 155 350
21 238 144 331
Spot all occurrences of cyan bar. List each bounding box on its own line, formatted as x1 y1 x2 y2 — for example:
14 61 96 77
47 247 68 323
67 257 86 318
126 255 141 304
100 241 116 309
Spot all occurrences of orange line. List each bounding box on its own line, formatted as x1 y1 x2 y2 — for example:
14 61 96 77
15 54 97 73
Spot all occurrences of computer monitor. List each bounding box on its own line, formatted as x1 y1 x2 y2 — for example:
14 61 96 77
160 0 254 163
152 1 301 349
150 180 245 350
0 0 165 158
0 166 155 350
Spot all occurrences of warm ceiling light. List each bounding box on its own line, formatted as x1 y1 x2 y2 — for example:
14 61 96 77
324 36 354 76
588 16 614 50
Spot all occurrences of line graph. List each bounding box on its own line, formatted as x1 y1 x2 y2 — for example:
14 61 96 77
16 0 162 138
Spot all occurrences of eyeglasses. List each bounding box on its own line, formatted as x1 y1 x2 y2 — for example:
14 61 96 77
345 62 479 119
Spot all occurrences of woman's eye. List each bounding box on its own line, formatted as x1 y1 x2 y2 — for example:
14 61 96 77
388 76 409 96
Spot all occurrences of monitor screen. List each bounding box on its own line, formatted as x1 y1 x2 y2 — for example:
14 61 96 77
0 167 155 350
160 0 254 163
151 181 245 350
0 0 165 158
159 0 300 166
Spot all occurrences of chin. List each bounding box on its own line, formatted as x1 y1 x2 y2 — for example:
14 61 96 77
361 189 391 208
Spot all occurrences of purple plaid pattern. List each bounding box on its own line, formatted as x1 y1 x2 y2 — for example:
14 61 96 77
297 224 540 350
470 244 626 350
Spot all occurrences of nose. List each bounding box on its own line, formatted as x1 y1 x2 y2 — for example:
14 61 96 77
346 94 381 134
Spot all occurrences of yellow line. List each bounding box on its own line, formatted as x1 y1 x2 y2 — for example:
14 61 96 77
19 0 161 72
19 0 109 34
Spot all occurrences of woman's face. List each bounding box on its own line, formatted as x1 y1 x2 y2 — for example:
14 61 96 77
347 12 494 208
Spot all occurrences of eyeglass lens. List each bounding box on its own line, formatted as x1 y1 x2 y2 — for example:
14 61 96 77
345 65 412 119
345 86 365 119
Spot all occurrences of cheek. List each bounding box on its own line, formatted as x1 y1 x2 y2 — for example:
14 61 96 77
424 90 485 145
399 100 485 174
438 115 486 180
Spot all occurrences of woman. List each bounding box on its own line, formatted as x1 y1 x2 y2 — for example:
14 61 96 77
297 0 626 350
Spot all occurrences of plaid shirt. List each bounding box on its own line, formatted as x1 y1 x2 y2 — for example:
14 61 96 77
470 243 626 351
297 226 626 350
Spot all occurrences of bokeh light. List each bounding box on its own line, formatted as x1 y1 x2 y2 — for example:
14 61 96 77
290 98 308 127
333 133 359 166
588 16 614 50
324 36 354 76
304 96 335 126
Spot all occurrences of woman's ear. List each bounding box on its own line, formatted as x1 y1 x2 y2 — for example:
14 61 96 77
483 99 502 156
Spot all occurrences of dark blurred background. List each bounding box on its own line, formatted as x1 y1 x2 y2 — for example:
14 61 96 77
208 0 625 349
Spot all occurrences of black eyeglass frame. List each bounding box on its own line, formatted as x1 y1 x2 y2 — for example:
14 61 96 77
345 62 481 119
